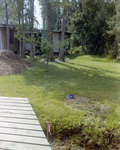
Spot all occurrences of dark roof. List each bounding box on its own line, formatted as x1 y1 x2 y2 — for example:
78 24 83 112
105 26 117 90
0 24 17 29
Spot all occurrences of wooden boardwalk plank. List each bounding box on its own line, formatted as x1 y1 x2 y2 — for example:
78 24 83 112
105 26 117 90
0 113 37 119
0 99 29 104
0 117 40 125
0 118 42 131
0 97 28 101
0 141 52 150
0 102 32 107
0 112 37 120
0 133 49 145
0 97 52 150
0 109 35 115
0 127 45 137
0 106 33 111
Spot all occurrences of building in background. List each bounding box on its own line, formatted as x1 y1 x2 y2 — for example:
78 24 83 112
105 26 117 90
0 24 19 53
0 24 71 55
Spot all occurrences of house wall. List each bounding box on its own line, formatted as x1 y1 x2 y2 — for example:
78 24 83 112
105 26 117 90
2 28 7 49
9 29 19 52
53 32 60 53
24 43 35 54
0 27 19 52
14 37 19 53
52 32 71 54
0 29 3 49
25 43 31 51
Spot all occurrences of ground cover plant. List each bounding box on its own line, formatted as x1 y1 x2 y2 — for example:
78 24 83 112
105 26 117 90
0 54 120 149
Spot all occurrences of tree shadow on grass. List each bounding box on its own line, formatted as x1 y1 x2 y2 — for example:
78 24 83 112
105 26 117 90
69 62 120 76
18 60 120 150
91 59 116 63
66 54 82 60
21 60 120 104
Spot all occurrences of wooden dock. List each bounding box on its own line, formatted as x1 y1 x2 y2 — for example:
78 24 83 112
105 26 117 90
0 97 52 150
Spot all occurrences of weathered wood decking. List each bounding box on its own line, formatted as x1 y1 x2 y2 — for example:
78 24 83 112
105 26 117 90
0 97 52 150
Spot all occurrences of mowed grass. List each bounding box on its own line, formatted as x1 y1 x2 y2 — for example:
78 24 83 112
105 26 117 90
0 54 120 147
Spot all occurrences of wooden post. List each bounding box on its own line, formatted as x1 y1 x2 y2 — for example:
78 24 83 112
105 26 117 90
47 122 49 141
47 122 51 141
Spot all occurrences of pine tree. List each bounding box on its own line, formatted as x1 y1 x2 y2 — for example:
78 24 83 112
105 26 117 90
73 0 115 55
5 0 9 50
30 0 35 58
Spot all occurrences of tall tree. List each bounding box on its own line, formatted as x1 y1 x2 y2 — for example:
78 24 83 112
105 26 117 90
43 1 46 29
114 0 120 52
73 0 115 55
9 0 26 57
0 0 6 24
46 0 55 62
57 0 60 30
21 0 26 58
30 0 35 58
59 0 69 61
5 0 9 50
107 0 120 58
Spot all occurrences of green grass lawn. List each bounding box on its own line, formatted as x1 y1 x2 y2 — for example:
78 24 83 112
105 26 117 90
0 54 120 148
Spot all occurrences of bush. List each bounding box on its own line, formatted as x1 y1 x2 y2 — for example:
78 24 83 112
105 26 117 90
107 49 117 59
71 46 82 54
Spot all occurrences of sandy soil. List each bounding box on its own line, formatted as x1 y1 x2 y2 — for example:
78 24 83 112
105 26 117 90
0 50 32 76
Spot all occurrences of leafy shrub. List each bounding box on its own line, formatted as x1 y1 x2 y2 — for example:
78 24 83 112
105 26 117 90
107 49 117 59
71 46 83 54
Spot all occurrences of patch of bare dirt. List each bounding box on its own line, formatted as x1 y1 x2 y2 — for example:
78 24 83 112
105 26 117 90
49 97 119 150
64 97 92 110
64 96 111 115
49 138 120 150
49 138 85 150
0 50 32 76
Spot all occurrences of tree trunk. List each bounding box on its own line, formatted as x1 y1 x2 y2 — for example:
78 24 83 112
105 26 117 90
59 0 66 62
5 0 9 50
57 0 60 30
30 0 34 58
59 17 65 62
82 0 84 12
43 2 46 30
46 0 55 62
21 0 26 58
81 35 84 52
18 5 20 24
